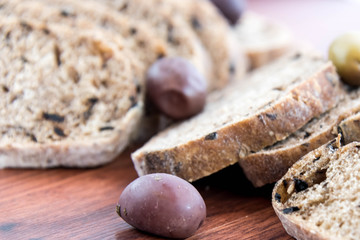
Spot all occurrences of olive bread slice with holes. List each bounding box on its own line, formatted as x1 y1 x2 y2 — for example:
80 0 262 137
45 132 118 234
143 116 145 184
0 16 141 168
272 136 360 240
131 51 345 182
240 88 360 187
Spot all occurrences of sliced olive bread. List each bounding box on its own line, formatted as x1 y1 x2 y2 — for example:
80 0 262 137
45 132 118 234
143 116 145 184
272 137 360 240
0 0 215 141
0 0 206 80
240 88 360 187
176 0 248 84
0 16 141 168
149 0 248 87
98 0 246 90
131 51 344 182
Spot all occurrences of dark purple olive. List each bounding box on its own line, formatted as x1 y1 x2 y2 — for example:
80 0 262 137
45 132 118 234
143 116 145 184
146 57 207 120
116 173 206 239
210 0 246 25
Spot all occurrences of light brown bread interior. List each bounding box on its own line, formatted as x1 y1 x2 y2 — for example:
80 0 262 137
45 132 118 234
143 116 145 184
0 0 205 81
0 16 141 168
272 137 360 240
98 0 245 90
0 0 220 142
92 0 214 84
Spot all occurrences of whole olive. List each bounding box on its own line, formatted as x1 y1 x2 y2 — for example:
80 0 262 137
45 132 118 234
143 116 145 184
210 0 246 25
328 32 360 86
116 173 206 239
146 57 207 120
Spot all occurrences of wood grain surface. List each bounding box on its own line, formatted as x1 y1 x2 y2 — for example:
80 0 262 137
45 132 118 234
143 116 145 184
0 147 293 240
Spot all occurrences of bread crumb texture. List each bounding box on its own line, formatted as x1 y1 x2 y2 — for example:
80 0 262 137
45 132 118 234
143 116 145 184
273 138 360 240
0 17 142 167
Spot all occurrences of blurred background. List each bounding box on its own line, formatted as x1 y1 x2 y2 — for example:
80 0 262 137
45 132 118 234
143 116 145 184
248 0 360 56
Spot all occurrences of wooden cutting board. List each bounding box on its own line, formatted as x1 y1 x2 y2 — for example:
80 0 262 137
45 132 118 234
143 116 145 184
0 147 292 239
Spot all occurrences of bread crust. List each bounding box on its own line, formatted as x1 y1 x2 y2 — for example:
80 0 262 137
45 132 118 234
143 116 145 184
132 57 343 182
247 46 291 69
338 112 360 145
240 92 360 187
273 206 329 240
0 106 142 168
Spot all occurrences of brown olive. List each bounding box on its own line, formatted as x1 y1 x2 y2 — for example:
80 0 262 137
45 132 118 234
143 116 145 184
329 32 360 86
116 173 206 239
146 57 207 120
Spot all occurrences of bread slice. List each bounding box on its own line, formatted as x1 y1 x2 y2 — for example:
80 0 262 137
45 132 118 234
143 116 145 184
152 0 248 87
338 112 360 145
0 0 209 81
97 0 247 91
0 0 215 141
0 16 142 168
131 51 344 182
176 0 248 85
240 88 360 187
272 136 360 240
234 11 292 69
90 0 215 86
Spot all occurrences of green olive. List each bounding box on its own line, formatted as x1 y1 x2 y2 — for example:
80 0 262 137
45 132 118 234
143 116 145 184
329 32 360 86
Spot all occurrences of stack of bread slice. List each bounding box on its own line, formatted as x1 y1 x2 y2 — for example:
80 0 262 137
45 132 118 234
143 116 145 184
240 88 360 187
132 51 344 181
0 0 293 168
